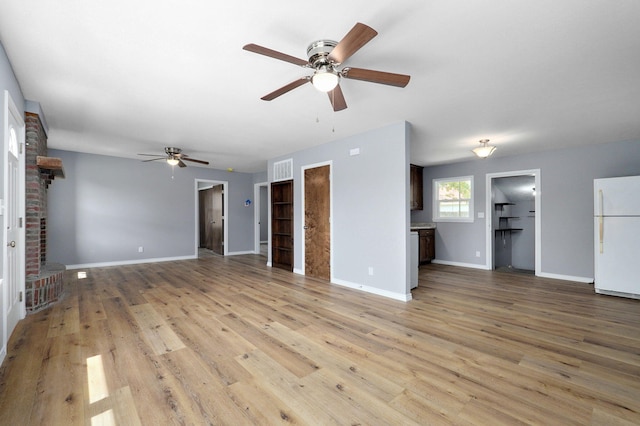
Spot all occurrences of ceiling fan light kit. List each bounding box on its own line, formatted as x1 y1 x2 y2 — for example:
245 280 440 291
243 22 410 111
311 66 339 92
472 139 497 158
138 147 210 168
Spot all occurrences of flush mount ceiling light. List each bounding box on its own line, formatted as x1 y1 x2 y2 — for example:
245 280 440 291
311 66 340 92
472 139 497 158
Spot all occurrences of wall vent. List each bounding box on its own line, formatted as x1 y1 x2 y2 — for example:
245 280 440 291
273 158 293 181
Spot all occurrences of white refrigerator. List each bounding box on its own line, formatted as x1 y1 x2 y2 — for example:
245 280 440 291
594 175 640 299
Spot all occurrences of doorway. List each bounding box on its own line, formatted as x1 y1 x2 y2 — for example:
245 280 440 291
486 170 541 275
2 91 26 364
302 163 331 280
254 182 268 258
195 179 227 257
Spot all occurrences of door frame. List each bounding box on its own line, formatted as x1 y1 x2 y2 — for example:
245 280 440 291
300 161 332 278
194 179 228 256
485 169 541 275
253 181 268 256
2 90 26 364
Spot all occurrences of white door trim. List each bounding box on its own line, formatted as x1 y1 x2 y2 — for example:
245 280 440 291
485 169 541 275
253 181 268 257
194 179 228 256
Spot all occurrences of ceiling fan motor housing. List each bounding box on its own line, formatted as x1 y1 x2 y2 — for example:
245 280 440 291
307 40 338 67
165 147 182 156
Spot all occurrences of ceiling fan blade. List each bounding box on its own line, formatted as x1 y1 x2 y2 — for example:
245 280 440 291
328 85 347 112
182 157 210 165
138 153 163 157
342 67 410 87
141 157 165 162
178 159 187 168
243 43 308 67
261 77 310 101
328 23 378 64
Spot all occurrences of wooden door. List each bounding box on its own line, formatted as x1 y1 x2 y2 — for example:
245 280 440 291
199 186 223 254
271 180 293 271
198 190 208 248
211 185 223 255
304 165 330 280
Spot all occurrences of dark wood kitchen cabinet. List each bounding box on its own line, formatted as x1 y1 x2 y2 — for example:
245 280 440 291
271 180 293 271
410 164 423 211
418 228 435 263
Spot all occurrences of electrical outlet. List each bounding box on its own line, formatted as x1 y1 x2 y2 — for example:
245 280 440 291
368 267 374 276
138 246 144 253
476 251 481 257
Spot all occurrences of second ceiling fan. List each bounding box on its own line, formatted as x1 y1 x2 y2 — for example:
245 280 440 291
243 22 410 112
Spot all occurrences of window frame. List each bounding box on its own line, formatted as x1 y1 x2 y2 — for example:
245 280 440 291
432 176 474 223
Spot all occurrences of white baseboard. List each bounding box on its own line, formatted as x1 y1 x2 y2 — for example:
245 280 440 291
595 288 640 299
0 345 6 367
432 259 491 270
226 250 255 256
65 255 197 270
331 278 412 302
287 269 411 302
432 260 594 284
536 272 593 284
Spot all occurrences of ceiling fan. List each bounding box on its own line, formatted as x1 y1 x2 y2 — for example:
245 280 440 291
243 22 410 111
138 147 209 168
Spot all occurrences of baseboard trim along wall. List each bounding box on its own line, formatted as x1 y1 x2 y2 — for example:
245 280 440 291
536 272 593 284
226 250 255 256
66 255 197 270
432 259 491 270
292 269 412 302
331 277 412 302
432 260 593 284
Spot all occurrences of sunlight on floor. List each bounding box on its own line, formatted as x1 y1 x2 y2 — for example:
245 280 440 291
87 355 109 404
91 409 115 426
87 354 116 426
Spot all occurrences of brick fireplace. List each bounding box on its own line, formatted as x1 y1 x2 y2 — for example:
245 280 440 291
25 111 65 313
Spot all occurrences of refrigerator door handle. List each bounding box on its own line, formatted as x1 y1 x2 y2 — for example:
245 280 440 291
599 189 604 253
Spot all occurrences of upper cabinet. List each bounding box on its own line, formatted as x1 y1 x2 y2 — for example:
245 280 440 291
410 164 424 211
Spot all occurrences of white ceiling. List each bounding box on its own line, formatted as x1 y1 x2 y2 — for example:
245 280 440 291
1 1 639 173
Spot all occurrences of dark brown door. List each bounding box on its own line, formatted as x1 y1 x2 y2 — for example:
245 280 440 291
199 190 208 248
304 165 330 280
199 185 223 254
211 185 223 254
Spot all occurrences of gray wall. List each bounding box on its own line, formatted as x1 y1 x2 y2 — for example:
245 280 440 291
0 42 24 120
47 150 256 266
412 139 640 280
268 121 411 300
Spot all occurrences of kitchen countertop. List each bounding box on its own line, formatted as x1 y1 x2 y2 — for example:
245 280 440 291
410 222 436 230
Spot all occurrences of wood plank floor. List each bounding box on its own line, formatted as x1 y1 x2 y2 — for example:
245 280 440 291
1 252 639 425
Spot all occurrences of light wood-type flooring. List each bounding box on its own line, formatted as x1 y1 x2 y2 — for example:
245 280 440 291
1 251 639 425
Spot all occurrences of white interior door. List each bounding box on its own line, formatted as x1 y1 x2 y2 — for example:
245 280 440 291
3 91 25 358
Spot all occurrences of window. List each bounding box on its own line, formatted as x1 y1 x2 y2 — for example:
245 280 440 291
433 176 474 222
